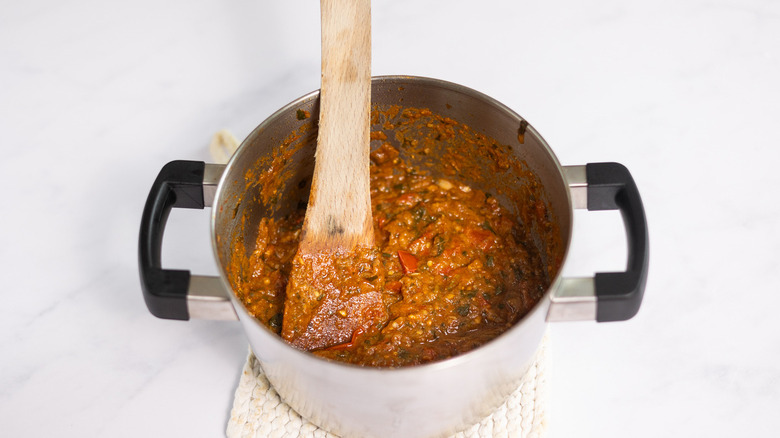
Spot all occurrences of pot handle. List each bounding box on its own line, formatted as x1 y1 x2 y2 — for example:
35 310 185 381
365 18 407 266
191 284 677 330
138 160 238 321
548 163 649 322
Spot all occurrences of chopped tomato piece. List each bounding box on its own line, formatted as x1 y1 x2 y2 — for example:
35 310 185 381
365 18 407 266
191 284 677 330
467 229 494 250
409 233 433 255
398 250 418 274
324 328 364 351
376 213 387 229
396 193 421 206
385 280 403 294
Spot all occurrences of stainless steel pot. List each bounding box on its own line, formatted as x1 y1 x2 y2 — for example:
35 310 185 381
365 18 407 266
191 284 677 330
139 76 648 438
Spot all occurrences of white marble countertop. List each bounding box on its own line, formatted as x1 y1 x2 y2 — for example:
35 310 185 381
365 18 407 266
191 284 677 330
3 0 779 436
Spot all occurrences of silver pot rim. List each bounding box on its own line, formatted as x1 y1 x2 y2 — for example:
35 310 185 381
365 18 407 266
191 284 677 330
209 75 575 373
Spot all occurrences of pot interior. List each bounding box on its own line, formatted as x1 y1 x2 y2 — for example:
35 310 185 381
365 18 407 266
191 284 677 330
213 76 571 342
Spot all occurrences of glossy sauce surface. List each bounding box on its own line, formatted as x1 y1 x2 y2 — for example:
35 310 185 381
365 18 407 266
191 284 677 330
229 138 550 367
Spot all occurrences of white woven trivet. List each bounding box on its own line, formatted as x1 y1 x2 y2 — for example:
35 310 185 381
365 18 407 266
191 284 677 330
226 334 548 438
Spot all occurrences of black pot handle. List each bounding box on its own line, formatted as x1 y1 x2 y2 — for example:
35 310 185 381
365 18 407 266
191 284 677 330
548 163 648 323
138 160 235 321
139 160 205 320
586 162 649 322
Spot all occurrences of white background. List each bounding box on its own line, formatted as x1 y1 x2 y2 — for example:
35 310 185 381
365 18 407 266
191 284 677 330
2 0 779 436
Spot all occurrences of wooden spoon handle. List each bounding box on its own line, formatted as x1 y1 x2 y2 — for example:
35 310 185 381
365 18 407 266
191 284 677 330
299 0 373 253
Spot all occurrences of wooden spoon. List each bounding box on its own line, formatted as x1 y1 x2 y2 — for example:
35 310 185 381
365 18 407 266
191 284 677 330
281 0 383 351
300 0 373 253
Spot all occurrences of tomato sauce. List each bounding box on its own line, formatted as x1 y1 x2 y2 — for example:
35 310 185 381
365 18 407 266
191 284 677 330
230 140 550 367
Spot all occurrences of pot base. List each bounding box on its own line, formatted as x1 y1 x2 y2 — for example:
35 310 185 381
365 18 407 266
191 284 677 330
227 333 550 438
